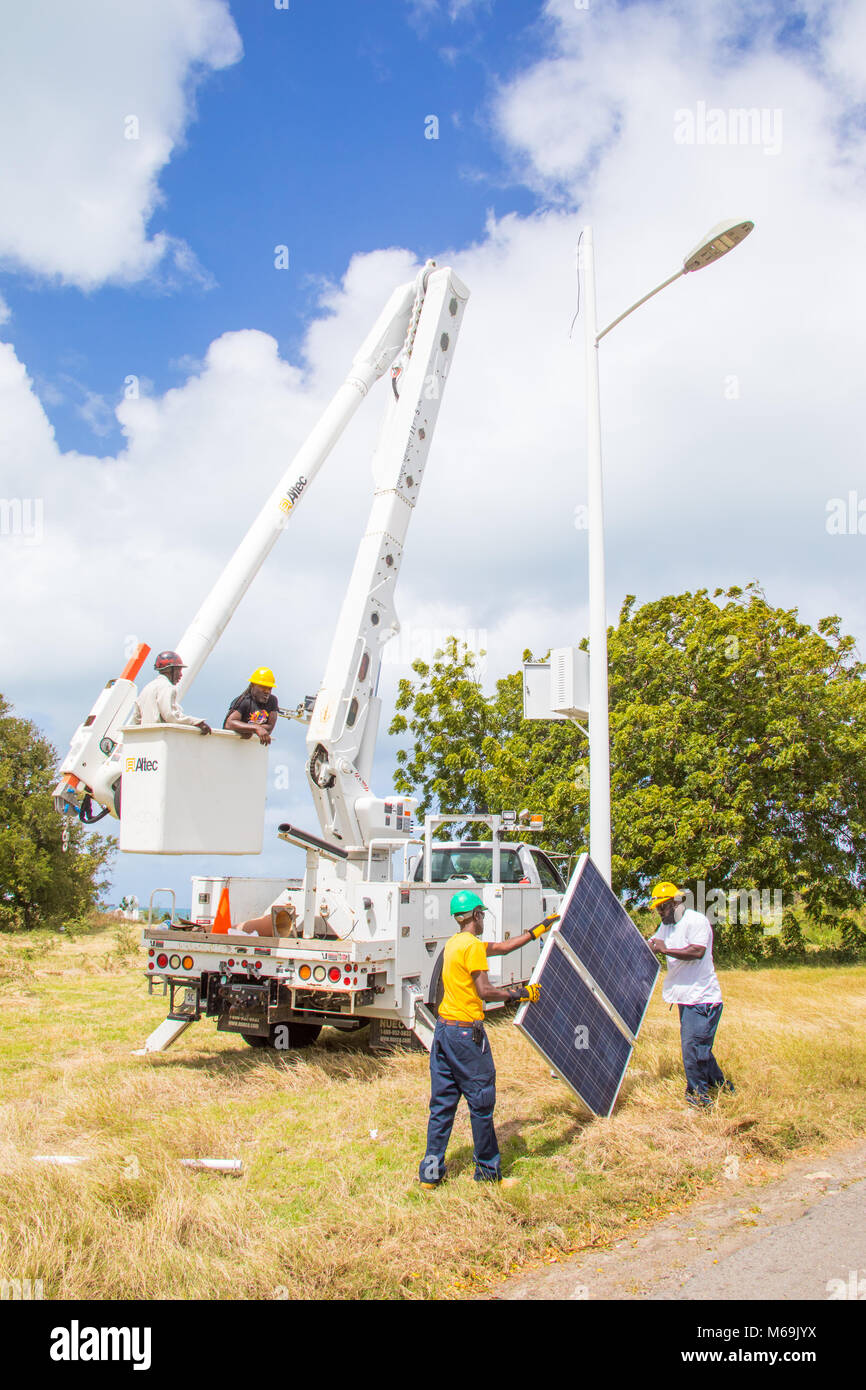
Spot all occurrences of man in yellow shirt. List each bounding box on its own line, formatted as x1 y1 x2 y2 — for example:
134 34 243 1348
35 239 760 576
418 890 557 1187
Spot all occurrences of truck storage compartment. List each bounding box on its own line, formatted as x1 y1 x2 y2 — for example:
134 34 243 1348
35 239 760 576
190 875 297 927
120 724 268 854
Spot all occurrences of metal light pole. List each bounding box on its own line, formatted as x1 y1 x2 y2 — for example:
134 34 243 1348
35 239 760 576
582 227 612 887
581 218 754 886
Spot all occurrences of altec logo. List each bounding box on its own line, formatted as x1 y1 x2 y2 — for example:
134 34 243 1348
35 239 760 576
125 757 159 772
50 1321 152 1370
278 474 308 513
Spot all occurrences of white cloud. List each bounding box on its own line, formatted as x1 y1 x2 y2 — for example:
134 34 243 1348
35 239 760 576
406 0 490 30
3 0 866 900
75 390 115 438
0 0 241 289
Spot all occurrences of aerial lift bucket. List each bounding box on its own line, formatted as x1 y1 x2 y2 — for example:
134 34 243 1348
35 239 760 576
119 725 268 855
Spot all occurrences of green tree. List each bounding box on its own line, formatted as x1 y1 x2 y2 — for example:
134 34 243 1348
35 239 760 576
390 637 501 823
0 695 115 930
607 585 865 915
389 585 866 917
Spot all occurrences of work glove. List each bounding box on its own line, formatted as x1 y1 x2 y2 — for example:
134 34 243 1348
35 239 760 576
510 983 541 1004
528 913 560 940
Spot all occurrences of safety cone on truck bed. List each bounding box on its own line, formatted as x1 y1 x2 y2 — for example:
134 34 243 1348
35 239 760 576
212 886 231 934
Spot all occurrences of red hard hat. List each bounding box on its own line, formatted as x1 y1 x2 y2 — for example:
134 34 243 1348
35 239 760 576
154 650 185 671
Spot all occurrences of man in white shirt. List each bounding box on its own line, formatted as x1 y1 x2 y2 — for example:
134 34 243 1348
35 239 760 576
647 880 733 1108
129 651 211 734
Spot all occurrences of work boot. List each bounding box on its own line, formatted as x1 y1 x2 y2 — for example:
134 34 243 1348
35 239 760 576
686 1091 713 1109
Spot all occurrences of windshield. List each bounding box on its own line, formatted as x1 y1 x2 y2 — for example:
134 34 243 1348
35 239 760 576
414 848 526 884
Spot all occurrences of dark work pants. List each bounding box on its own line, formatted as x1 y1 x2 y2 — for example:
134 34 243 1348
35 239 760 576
678 1002 726 1097
419 1019 501 1183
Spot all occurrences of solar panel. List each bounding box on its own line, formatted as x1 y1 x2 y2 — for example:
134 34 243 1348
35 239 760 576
515 853 659 1115
516 941 633 1115
556 855 659 1040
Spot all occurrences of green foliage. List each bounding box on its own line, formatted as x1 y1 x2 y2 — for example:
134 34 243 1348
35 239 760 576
608 584 866 917
0 695 115 931
839 917 866 951
390 636 586 846
110 922 140 963
389 585 866 919
780 909 805 954
391 637 503 828
57 915 94 943
713 922 765 965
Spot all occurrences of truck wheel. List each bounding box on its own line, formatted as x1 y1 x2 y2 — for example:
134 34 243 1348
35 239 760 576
241 1022 322 1050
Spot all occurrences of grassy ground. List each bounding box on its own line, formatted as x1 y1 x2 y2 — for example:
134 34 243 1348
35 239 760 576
1 923 865 1301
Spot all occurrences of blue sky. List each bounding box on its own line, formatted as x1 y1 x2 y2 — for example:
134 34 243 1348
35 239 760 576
2 0 865 904
8 0 548 459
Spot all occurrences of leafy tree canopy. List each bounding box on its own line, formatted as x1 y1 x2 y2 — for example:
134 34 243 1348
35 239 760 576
389 585 866 917
0 694 115 930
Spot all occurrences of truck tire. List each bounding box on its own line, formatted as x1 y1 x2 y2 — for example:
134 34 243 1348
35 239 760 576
242 1022 322 1050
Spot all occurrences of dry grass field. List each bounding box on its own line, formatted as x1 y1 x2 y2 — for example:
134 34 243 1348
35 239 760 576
1 923 865 1301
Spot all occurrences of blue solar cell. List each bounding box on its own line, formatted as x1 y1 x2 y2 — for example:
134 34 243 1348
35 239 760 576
556 855 658 1037
516 942 633 1116
514 854 659 1112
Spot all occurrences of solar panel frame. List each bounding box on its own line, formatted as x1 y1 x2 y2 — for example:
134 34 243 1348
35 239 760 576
514 853 659 1115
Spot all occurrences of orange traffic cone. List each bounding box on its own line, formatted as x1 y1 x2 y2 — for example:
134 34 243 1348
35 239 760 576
212 886 231 934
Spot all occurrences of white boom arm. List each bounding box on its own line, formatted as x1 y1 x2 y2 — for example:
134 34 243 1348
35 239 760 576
174 276 423 691
306 264 469 848
53 270 428 820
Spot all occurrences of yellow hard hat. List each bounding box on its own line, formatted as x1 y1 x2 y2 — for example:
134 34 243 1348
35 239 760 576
649 881 683 909
249 667 276 688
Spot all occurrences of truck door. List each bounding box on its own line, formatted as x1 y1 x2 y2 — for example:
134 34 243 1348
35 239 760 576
528 848 566 915
491 884 525 987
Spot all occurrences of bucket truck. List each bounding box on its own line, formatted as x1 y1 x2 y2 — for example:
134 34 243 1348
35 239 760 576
55 261 565 1054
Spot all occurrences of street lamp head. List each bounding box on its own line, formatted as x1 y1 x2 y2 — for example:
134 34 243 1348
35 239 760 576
683 218 754 273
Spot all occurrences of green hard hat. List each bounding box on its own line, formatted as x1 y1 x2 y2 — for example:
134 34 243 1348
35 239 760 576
450 889 484 917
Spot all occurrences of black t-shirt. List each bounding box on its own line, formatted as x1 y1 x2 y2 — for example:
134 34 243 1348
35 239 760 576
223 689 278 730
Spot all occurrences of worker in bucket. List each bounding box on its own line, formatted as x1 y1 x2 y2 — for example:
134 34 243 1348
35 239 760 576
418 890 558 1189
223 667 278 746
129 651 211 733
647 881 734 1108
